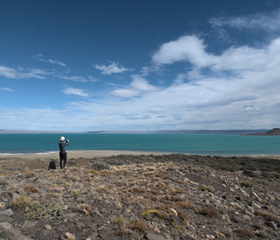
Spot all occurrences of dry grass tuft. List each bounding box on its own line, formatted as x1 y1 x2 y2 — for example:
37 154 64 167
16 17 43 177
47 192 62 199
128 187 146 193
100 169 116 176
85 169 100 176
236 228 254 239
240 180 252 187
142 209 169 220
177 210 189 222
24 172 36 178
70 189 80 197
70 175 80 182
11 196 31 209
198 205 219 218
112 215 126 227
129 219 148 234
114 229 133 236
23 185 39 193
177 201 196 210
254 210 278 222
78 203 93 216
84 169 100 176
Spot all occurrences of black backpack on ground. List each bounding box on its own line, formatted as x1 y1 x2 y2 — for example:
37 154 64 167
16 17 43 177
48 160 56 170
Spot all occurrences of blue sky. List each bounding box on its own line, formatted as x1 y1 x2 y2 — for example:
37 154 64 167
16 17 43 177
1 0 280 131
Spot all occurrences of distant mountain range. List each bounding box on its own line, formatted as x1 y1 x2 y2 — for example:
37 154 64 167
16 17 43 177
2 129 279 135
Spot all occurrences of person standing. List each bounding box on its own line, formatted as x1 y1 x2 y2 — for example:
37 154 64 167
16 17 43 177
59 136 70 169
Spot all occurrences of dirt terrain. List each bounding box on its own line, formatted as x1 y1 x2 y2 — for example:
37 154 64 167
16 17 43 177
0 153 279 239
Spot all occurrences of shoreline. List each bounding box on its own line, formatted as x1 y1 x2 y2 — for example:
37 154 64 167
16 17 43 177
0 150 166 160
1 150 280 160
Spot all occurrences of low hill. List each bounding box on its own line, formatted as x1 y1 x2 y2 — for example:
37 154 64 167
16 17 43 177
248 128 280 135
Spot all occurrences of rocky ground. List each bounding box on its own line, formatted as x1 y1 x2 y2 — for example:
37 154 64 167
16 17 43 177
0 154 279 240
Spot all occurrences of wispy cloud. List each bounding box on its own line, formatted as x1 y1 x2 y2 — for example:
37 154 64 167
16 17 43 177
59 75 98 82
94 61 132 75
62 86 90 98
0 65 47 79
152 34 280 74
33 54 66 67
111 75 160 98
209 9 280 32
0 87 13 92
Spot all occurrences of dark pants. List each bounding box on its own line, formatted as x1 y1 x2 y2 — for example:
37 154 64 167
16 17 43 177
59 151 67 169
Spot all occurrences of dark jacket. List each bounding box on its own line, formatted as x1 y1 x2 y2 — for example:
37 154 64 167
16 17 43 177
59 141 69 152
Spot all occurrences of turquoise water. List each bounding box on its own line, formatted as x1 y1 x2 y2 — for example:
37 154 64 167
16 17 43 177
0 133 280 156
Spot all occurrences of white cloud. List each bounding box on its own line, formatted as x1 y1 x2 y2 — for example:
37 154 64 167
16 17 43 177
33 54 66 67
152 34 280 74
94 61 132 75
3 34 280 131
60 75 98 82
110 89 139 98
0 66 17 78
0 65 47 79
111 75 160 98
3 11 280 131
152 35 216 67
62 86 90 98
0 87 13 92
209 9 280 32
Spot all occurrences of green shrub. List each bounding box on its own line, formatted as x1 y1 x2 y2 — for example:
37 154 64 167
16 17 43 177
11 196 31 209
25 200 63 219
200 185 213 192
112 215 126 227
240 180 252 187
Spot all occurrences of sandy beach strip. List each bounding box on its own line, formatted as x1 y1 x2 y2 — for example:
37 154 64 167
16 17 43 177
1 150 280 161
0 150 166 160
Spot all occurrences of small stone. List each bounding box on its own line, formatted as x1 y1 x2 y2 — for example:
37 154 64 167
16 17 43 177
1 208 13 216
76 222 85 229
21 221 36 229
252 202 261 209
243 215 251 222
93 208 102 216
63 213 77 219
265 221 278 231
206 235 215 239
64 232 75 240
0 222 12 231
13 193 21 200
45 225 52 230
145 232 166 240
0 214 13 222
14 235 33 240
5 227 21 238
154 228 160 233
56 225 69 232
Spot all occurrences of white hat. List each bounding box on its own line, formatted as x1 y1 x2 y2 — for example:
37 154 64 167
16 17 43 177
60 136 65 141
